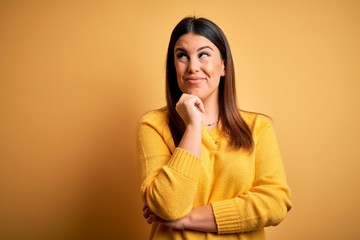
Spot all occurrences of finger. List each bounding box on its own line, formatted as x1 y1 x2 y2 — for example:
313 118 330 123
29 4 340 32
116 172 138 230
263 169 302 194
194 100 205 113
185 95 205 113
146 215 157 224
146 215 151 224
178 93 192 102
143 207 150 218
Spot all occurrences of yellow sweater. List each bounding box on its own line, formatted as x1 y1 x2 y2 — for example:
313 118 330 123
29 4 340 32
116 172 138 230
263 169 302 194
136 108 292 239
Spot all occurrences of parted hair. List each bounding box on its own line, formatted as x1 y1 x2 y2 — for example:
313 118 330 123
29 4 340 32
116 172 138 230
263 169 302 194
166 16 253 151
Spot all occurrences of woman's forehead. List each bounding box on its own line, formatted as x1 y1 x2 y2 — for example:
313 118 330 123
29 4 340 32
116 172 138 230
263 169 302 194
174 33 217 51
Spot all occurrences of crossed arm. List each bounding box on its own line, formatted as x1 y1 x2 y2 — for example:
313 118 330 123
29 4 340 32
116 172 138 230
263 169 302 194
140 94 218 231
143 204 217 232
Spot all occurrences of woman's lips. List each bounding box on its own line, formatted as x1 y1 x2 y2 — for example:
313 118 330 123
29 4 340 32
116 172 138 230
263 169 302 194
184 77 205 84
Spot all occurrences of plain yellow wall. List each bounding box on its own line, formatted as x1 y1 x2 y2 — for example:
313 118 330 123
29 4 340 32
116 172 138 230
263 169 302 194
1 0 359 239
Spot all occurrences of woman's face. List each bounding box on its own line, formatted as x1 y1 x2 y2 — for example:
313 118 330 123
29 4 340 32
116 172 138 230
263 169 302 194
174 33 225 102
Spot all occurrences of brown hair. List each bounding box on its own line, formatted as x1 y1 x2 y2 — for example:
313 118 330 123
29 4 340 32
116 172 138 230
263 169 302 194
166 17 253 151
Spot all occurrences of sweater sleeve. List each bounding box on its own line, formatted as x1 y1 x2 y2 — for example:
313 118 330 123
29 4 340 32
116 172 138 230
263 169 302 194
137 113 201 221
211 118 292 234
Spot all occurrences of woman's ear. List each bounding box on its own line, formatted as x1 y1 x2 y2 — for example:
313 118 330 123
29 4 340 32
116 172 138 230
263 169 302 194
221 62 225 76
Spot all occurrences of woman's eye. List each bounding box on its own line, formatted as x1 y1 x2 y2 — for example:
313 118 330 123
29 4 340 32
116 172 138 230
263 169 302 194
199 52 210 58
176 53 188 59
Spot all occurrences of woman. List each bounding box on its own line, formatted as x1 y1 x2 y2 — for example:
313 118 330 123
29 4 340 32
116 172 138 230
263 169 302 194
137 16 292 239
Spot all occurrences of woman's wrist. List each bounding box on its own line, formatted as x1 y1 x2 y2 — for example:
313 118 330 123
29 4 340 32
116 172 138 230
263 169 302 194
179 122 203 157
183 205 218 232
185 121 203 132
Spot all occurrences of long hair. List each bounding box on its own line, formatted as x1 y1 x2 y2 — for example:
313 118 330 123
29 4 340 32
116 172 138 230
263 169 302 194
166 16 253 151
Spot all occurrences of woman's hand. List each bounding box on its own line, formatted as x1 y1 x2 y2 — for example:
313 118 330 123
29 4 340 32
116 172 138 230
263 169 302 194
175 93 205 127
175 94 204 157
142 205 217 232
143 205 188 230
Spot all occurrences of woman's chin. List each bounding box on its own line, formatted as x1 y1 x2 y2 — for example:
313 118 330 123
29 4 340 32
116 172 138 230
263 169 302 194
184 90 202 97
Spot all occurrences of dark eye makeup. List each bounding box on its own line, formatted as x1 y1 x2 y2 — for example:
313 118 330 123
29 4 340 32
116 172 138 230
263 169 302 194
176 52 188 59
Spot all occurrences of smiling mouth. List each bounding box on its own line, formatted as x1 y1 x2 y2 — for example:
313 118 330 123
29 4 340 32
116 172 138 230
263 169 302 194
184 77 206 84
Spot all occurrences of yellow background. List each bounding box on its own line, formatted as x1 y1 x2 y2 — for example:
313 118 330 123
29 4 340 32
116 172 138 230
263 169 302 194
1 0 359 239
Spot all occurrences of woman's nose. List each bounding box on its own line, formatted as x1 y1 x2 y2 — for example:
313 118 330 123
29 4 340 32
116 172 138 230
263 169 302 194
187 58 200 73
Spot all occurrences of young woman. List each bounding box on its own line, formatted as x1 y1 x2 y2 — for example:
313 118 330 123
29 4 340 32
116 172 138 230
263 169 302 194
137 16 292 239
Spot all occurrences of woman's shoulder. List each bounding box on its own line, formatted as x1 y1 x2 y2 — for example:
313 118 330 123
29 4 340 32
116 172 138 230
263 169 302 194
239 109 273 129
139 106 168 126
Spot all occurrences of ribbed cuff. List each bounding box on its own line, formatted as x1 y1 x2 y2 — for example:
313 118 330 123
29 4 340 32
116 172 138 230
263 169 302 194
167 147 200 180
212 199 240 234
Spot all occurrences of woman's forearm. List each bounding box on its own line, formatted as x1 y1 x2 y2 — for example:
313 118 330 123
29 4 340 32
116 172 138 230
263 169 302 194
144 205 217 233
178 123 203 158
184 205 217 232
176 93 204 158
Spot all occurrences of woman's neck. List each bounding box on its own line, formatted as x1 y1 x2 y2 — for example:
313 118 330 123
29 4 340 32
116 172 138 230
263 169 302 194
202 99 219 127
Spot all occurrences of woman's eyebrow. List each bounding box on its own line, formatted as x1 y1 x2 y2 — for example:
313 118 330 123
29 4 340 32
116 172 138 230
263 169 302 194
175 47 186 52
175 46 214 52
197 46 213 51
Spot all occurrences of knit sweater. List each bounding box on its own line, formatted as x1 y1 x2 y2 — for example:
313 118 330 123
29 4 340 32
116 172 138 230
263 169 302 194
136 107 292 239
